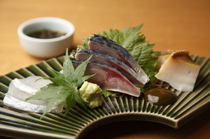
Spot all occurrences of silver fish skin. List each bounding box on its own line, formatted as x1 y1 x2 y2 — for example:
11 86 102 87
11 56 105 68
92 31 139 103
75 49 145 87
88 34 149 85
72 60 141 97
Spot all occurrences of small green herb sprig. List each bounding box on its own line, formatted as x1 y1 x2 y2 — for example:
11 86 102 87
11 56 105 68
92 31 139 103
26 50 94 115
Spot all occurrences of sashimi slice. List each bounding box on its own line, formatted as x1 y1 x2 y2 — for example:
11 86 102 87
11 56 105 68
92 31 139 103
75 49 145 87
3 76 64 113
155 51 201 92
5 76 51 105
3 94 63 113
73 60 141 97
88 34 149 85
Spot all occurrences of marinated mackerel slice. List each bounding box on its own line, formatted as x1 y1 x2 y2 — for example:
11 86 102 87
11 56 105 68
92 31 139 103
88 34 149 85
75 49 145 87
73 60 141 97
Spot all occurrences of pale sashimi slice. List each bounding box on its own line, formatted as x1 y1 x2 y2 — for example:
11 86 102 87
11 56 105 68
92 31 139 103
157 50 177 68
3 94 63 113
155 51 201 92
6 76 51 105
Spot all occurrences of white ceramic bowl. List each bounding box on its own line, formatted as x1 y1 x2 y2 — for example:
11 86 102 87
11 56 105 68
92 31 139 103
17 17 75 58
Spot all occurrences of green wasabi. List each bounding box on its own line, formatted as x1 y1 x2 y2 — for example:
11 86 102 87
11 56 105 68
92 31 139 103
79 81 103 108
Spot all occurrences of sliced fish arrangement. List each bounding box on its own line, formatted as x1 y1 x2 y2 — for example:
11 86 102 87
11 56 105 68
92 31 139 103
75 34 150 97
75 49 145 87
73 60 141 97
89 35 149 85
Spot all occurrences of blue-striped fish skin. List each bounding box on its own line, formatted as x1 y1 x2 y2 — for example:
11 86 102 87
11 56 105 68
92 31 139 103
76 49 145 87
89 34 149 85
72 60 141 97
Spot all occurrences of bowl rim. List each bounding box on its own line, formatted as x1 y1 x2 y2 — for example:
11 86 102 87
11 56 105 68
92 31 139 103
17 17 75 42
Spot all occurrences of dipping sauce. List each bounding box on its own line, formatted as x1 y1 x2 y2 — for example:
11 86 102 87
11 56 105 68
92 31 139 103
27 29 66 39
144 88 177 106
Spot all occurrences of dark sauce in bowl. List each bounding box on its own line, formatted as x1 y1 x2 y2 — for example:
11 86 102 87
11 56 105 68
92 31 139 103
144 88 177 106
27 29 66 39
